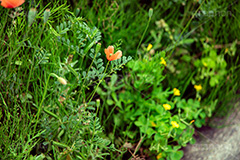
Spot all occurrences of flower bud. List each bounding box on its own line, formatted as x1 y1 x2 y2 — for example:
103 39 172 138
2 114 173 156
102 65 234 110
95 43 101 53
28 8 37 27
57 77 67 85
44 9 50 24
96 99 100 107
75 8 80 16
148 8 153 18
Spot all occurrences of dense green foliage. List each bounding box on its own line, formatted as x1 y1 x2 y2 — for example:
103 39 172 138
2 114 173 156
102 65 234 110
0 0 239 159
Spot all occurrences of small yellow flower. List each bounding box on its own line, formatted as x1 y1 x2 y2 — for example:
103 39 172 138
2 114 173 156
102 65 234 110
157 153 162 159
171 121 179 128
202 61 207 67
173 88 180 96
194 84 202 91
190 120 195 124
225 48 229 53
150 121 157 127
160 57 167 66
163 104 171 110
147 44 153 51
58 77 67 85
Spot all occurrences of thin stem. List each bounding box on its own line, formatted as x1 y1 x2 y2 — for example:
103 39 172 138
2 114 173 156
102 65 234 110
91 101 100 141
0 10 10 36
76 48 99 106
33 73 57 132
89 61 110 142
168 0 206 57
68 61 110 145
135 17 152 58
88 61 110 104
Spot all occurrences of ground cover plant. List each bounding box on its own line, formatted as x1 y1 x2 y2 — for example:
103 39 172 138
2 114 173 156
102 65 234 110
1 0 240 160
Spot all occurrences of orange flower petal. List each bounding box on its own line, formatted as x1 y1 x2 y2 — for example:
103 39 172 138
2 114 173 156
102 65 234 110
104 46 122 61
107 54 117 61
115 50 122 59
108 46 114 54
104 48 110 56
107 50 122 61
1 0 25 8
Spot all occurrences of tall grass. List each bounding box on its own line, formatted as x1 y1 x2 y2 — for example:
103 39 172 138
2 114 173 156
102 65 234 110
0 0 239 159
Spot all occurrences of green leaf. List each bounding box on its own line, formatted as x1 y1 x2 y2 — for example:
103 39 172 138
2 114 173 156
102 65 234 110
193 59 202 67
113 114 121 126
181 55 191 62
179 38 195 44
134 121 143 127
194 119 202 128
154 133 162 141
107 99 114 105
146 128 156 138
15 61 22 65
123 131 136 139
169 150 184 160
209 49 217 58
52 141 69 148
210 76 219 87
200 112 206 119
190 138 196 144
202 57 215 68
33 154 45 160
179 123 186 130
110 74 118 86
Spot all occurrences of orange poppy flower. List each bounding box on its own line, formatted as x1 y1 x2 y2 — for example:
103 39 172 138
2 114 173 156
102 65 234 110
1 0 25 8
104 46 122 61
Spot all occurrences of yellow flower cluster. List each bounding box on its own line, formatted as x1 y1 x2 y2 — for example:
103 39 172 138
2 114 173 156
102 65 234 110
147 44 153 51
173 88 180 96
150 121 157 127
194 84 202 91
160 57 167 66
163 104 171 110
171 121 179 128
156 153 162 159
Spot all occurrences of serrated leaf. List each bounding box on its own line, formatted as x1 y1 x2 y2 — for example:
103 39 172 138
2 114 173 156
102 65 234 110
90 53 94 58
97 58 103 63
97 62 103 69
122 56 127 62
99 66 104 73
110 74 118 86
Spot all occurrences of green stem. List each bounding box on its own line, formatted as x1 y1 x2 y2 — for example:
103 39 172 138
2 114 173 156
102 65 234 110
91 101 100 141
0 10 10 36
135 17 152 58
68 61 110 145
168 0 206 57
89 61 110 142
76 48 99 106
88 61 110 104
33 73 58 132
180 118 191 126
25 24 46 102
